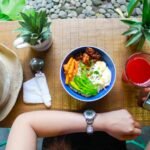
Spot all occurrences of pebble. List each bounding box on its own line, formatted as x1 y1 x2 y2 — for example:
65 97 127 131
68 11 78 17
117 0 126 5
86 0 92 6
51 14 58 19
82 3 87 8
92 0 102 6
78 14 86 18
135 8 142 15
99 8 106 14
59 11 67 18
52 0 59 3
25 0 143 19
120 5 127 12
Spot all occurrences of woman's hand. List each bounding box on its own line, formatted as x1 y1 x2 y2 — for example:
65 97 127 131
95 109 141 140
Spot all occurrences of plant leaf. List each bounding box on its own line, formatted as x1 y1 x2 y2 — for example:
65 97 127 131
126 32 142 47
0 0 25 20
137 36 145 50
144 29 150 41
127 0 141 17
121 19 141 26
0 13 11 21
122 28 139 36
142 0 150 26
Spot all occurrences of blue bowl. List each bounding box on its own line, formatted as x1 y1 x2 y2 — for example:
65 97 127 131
60 46 116 102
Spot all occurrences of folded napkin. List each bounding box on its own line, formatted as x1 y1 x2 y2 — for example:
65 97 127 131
23 72 51 107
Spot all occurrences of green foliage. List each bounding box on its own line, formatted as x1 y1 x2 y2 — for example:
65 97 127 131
0 0 25 21
122 0 150 50
127 0 141 17
17 9 51 45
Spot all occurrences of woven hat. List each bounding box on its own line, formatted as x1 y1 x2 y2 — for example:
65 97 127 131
0 44 23 121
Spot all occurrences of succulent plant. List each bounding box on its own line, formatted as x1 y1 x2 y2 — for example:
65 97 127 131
121 0 150 49
16 9 51 45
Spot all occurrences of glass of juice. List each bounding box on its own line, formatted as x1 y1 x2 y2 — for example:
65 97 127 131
122 53 150 87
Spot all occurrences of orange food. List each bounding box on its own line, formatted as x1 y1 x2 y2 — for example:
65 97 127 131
63 58 79 84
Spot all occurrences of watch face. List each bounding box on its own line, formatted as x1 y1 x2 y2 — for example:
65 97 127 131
84 110 96 119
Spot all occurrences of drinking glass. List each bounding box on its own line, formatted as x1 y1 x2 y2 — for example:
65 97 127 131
122 53 150 110
122 53 150 87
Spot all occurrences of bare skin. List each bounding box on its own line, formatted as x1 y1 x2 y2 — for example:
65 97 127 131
6 109 141 150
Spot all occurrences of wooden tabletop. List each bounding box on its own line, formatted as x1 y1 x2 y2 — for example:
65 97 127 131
0 19 150 127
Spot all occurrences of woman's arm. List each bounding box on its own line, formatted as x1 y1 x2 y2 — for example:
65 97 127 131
6 109 141 150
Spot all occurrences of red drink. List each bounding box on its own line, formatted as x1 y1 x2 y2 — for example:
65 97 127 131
122 53 150 87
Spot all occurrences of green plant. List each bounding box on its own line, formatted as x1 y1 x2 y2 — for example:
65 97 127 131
0 0 25 21
17 9 51 45
121 0 150 49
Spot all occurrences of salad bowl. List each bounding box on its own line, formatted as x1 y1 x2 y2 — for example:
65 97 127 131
60 46 116 102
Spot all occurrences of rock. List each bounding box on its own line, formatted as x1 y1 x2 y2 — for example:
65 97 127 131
76 2 81 7
68 11 77 17
71 0 76 5
78 14 86 18
120 5 127 12
54 5 59 10
99 8 106 14
82 3 87 8
47 0 53 3
76 7 84 14
96 13 105 18
135 8 142 15
52 0 59 3
100 4 107 9
113 3 120 8
64 3 70 9
59 11 67 18
86 0 92 6
111 0 116 4
51 14 58 19
55 9 60 14
105 13 111 18
86 6 92 11
107 9 114 14
80 0 86 3
46 3 53 9
111 13 119 18
50 8 55 12
106 3 114 9
92 0 102 6
117 0 126 5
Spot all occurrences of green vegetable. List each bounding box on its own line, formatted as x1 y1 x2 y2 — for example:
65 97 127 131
73 74 98 97
69 81 80 92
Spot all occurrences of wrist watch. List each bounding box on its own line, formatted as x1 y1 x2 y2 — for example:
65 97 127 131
143 92 150 110
83 109 96 134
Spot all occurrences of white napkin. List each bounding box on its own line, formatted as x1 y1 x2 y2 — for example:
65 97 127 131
23 72 51 107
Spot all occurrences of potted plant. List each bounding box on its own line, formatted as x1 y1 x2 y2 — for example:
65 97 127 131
121 0 150 50
14 9 52 51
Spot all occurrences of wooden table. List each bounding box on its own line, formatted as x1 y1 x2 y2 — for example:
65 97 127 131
0 19 150 127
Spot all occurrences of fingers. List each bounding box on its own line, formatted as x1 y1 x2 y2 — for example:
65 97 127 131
144 88 150 93
134 121 141 129
132 128 142 135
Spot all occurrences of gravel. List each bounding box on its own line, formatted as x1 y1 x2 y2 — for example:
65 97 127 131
25 0 143 19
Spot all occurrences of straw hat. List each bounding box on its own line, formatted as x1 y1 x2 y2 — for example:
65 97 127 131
0 44 23 121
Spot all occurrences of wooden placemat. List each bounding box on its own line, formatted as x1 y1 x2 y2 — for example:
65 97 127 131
0 19 150 127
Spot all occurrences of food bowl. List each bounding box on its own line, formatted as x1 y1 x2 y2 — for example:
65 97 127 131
60 46 116 102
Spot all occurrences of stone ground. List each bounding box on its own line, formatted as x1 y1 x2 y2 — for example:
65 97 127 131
25 0 143 19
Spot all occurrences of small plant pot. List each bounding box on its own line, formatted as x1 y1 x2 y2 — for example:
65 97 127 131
31 36 53 52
